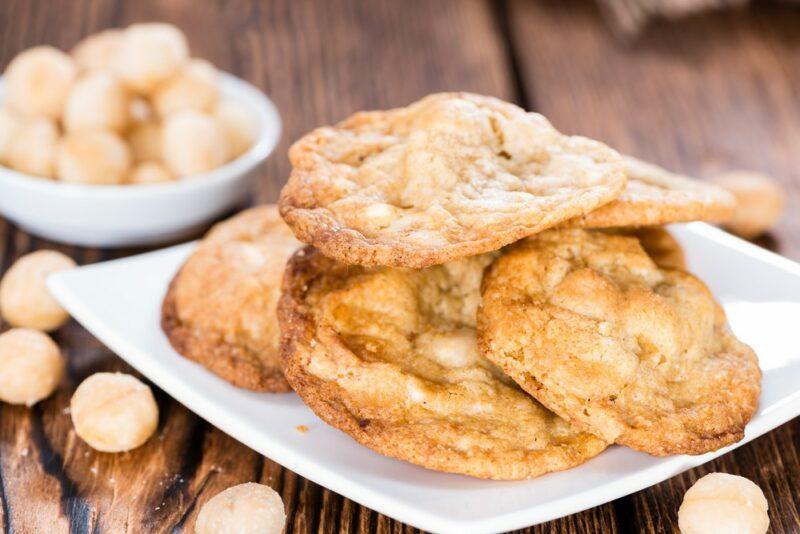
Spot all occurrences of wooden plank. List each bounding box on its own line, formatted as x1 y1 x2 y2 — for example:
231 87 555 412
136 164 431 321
0 0 516 532
504 1 800 532
506 0 800 256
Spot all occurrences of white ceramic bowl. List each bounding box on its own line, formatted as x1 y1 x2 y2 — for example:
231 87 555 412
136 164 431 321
0 73 281 247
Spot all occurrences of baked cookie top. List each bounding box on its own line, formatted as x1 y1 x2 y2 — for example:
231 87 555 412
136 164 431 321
162 205 300 392
618 227 686 271
279 248 607 479
280 92 626 268
477 229 760 456
563 157 736 228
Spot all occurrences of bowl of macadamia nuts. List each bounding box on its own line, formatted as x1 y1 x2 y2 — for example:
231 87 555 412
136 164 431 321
0 23 281 247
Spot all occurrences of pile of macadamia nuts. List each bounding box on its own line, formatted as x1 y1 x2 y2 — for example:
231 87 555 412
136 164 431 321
0 23 259 185
0 250 159 454
0 247 287 532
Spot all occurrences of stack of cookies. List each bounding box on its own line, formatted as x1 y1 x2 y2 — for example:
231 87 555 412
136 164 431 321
162 93 761 480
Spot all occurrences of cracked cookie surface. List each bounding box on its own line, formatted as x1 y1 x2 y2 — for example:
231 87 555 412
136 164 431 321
279 247 607 479
563 157 735 228
280 92 626 268
477 229 760 455
162 205 300 392
619 227 686 271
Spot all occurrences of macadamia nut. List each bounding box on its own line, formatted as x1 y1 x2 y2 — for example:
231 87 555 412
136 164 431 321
128 121 162 162
0 329 63 406
152 59 219 117
129 97 155 125
0 250 75 331
63 72 130 132
215 99 258 158
111 23 189 93
56 130 131 185
70 372 158 452
6 116 59 178
161 110 230 176
128 161 174 184
0 108 20 164
679 472 769 534
71 29 123 72
195 483 286 534
715 171 784 239
3 46 77 119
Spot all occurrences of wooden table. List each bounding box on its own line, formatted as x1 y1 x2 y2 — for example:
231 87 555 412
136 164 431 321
1 0 799 532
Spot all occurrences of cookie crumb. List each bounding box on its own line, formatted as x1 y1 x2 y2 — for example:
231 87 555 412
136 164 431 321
295 425 308 434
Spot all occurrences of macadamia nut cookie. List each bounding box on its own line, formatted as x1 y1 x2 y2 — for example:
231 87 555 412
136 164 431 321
0 250 76 331
161 205 300 392
679 473 769 534
279 247 608 479
713 171 784 239
70 372 158 452
280 92 626 268
477 229 761 455
616 227 686 271
563 156 736 228
0 328 63 406
195 483 286 534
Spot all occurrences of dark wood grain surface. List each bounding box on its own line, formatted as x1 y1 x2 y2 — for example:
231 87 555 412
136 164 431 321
0 0 798 532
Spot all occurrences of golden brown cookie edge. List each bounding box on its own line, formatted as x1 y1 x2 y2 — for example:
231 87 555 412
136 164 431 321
476 230 761 456
278 246 608 479
161 266 292 393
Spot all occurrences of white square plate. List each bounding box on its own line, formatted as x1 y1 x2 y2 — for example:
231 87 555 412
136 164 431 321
48 223 800 534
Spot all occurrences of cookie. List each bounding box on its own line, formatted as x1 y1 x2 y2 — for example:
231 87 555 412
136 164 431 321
563 157 736 228
161 205 300 392
280 92 626 268
622 227 686 270
279 247 607 479
477 229 760 455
